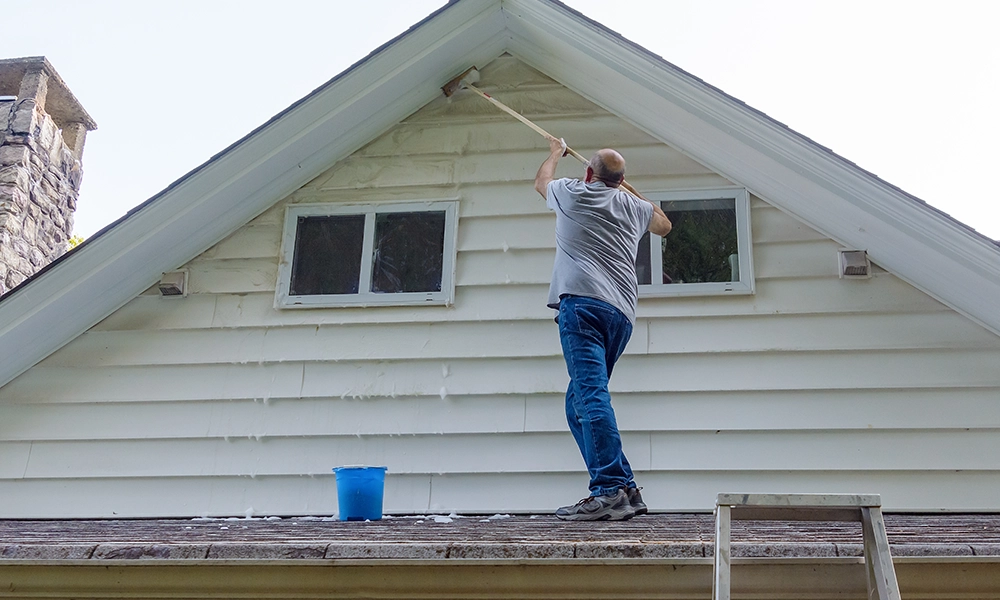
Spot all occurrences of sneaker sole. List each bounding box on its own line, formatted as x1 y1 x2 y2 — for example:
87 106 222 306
556 506 636 521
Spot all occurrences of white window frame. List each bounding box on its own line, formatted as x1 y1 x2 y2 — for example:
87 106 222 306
275 200 459 308
638 188 754 297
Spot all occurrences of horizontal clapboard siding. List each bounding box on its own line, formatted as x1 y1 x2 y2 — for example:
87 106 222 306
45 312 1000 368
3 388 998 439
93 274 948 332
4 428 998 481
3 470 1000 518
7 350 1000 403
2 56 999 517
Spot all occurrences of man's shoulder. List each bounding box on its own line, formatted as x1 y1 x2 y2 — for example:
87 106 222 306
550 177 582 191
547 178 583 207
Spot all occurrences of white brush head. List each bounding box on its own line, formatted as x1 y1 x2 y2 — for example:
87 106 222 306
461 67 481 87
442 66 480 97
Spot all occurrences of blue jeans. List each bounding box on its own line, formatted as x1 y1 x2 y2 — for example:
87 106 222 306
558 295 635 497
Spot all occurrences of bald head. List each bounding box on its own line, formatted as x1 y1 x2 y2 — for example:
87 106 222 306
588 149 626 187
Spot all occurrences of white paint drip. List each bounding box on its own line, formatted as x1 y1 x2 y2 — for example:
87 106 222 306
439 386 448 400
441 363 450 378
501 240 509 253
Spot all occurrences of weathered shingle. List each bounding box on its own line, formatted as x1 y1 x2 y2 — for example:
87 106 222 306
1 514 996 561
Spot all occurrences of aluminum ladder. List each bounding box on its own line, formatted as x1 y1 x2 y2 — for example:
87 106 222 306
713 493 901 600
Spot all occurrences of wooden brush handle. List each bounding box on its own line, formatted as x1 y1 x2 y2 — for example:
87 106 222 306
464 83 643 198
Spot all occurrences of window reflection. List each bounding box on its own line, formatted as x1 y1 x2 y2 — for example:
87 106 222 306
659 198 738 284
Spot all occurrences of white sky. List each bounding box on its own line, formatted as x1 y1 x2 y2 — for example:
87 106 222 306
4 1 998 240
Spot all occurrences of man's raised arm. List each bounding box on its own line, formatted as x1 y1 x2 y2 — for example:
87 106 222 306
626 187 672 236
534 136 566 199
646 201 672 236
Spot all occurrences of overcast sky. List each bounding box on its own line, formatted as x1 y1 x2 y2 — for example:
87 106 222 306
4 1 998 240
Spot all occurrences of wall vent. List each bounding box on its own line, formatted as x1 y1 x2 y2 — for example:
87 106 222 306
839 249 871 279
158 270 188 297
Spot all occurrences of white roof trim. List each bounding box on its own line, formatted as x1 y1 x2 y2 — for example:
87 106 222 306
1 0 998 389
502 0 1000 335
0 0 508 388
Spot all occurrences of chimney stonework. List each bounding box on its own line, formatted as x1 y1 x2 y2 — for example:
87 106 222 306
0 57 96 295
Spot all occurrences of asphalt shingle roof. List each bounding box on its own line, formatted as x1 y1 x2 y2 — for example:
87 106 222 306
2 514 997 561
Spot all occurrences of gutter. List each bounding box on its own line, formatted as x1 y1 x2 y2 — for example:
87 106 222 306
2 556 998 599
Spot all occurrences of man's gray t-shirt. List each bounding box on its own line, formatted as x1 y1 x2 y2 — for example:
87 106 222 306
546 178 654 324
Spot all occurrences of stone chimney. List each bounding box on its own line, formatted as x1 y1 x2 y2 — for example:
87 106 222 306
0 57 96 295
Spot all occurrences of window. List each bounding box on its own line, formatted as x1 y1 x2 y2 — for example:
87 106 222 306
276 201 458 308
636 188 754 296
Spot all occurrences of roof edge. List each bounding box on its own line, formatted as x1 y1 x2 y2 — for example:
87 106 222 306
0 0 506 389
507 0 1000 336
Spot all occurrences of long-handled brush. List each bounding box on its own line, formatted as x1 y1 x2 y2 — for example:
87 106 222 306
442 66 645 198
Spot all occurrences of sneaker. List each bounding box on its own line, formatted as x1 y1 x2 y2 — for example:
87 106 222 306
626 486 648 516
555 488 636 521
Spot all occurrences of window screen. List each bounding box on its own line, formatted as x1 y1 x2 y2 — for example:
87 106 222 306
277 201 458 308
290 214 365 295
371 211 446 293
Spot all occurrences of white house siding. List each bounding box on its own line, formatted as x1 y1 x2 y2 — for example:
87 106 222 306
1 56 999 518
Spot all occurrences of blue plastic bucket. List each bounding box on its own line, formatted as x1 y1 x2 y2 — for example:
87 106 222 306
333 466 387 521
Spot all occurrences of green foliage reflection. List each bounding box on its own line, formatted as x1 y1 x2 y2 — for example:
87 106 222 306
661 199 738 284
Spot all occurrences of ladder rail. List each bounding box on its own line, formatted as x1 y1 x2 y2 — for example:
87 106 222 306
862 506 902 600
713 503 732 600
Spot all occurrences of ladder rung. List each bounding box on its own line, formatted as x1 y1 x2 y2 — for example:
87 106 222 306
717 493 882 508
729 506 863 522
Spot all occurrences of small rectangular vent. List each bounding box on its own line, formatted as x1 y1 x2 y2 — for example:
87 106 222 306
839 250 871 279
158 270 188 297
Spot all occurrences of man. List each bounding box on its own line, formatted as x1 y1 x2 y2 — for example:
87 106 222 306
535 136 672 521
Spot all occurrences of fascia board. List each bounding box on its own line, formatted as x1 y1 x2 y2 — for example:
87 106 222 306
504 0 1000 336
0 0 509 390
